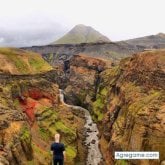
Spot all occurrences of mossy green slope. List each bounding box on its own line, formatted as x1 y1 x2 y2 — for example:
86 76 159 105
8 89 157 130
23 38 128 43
0 47 52 75
53 24 110 44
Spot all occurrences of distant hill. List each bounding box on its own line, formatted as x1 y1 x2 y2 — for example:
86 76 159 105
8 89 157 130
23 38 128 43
52 24 110 44
124 33 165 48
0 48 52 75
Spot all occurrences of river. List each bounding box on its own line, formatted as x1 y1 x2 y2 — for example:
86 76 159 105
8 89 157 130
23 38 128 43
59 89 103 165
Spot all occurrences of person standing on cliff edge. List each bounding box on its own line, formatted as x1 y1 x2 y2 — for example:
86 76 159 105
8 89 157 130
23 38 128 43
51 133 65 165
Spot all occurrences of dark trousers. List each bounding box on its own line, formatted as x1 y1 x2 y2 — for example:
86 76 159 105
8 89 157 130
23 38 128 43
53 159 64 165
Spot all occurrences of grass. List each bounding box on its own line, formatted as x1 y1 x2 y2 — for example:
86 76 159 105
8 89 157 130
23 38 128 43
0 47 52 74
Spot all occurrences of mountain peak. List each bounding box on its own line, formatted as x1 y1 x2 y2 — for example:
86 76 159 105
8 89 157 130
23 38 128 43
157 33 165 37
74 24 88 28
52 24 110 44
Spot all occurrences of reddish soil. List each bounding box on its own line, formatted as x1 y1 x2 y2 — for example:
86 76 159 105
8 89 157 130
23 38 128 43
18 88 54 124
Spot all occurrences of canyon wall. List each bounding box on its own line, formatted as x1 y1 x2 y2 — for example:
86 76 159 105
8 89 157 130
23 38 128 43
61 50 165 165
22 42 144 65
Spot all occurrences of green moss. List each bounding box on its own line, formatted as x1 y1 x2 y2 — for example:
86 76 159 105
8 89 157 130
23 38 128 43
33 105 77 163
26 160 35 165
0 47 52 74
13 99 20 108
40 107 57 119
55 121 75 136
39 127 50 141
92 97 104 122
66 146 77 159
100 88 108 96
20 126 31 142
94 97 104 109
97 111 104 121
106 51 127 59
37 107 59 141
115 160 128 165
38 107 76 143
29 57 51 72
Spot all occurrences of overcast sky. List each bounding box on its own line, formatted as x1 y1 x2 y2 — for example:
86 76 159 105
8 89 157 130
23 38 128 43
0 0 164 47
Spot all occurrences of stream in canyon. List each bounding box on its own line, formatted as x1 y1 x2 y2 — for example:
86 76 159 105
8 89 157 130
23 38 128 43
59 89 103 165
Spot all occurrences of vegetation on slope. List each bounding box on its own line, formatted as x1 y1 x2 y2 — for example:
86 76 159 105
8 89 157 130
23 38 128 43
53 24 110 44
0 73 85 164
94 50 165 165
0 47 52 75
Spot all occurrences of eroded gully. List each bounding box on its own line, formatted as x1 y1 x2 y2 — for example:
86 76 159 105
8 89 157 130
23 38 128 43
59 89 103 165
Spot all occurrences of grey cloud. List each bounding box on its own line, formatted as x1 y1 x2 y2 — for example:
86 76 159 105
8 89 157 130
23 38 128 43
0 22 68 47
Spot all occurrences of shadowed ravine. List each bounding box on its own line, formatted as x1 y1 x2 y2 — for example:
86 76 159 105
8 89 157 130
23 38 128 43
59 89 103 165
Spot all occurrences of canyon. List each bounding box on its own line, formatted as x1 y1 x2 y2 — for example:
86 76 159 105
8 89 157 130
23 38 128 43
57 50 165 165
0 48 86 165
0 47 165 165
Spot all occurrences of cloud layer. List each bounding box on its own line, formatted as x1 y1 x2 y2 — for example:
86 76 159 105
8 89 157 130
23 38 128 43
0 0 164 47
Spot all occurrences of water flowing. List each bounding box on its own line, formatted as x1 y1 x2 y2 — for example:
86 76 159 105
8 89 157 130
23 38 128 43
59 89 103 165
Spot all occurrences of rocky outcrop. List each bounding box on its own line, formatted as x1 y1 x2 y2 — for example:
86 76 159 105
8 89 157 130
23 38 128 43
63 54 112 109
22 41 144 65
0 73 86 164
95 49 165 165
